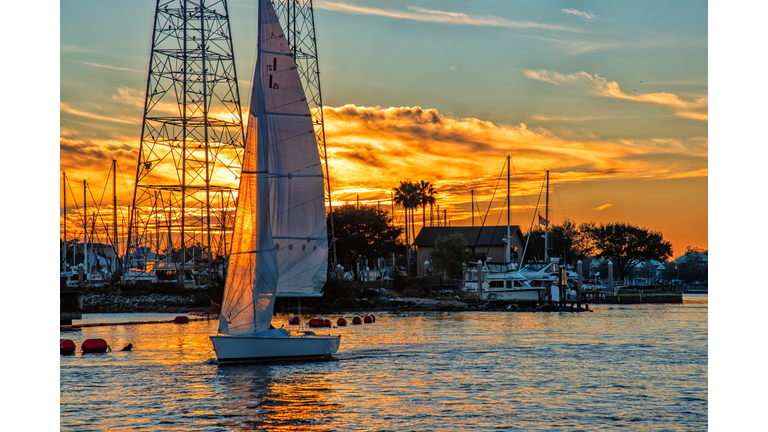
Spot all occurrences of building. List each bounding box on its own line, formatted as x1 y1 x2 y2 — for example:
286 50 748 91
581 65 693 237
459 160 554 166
412 226 526 276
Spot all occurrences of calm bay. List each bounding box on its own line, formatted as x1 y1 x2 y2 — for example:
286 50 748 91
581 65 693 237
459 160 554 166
60 295 707 431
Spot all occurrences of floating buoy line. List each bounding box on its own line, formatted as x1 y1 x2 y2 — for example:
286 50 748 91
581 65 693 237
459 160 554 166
61 313 379 355
291 314 376 328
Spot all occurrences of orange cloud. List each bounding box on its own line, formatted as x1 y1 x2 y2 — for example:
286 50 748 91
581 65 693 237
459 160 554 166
592 204 612 211
323 104 704 194
61 102 707 249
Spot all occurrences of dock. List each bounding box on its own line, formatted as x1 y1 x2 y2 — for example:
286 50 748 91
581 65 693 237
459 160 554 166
579 288 683 304
60 315 218 331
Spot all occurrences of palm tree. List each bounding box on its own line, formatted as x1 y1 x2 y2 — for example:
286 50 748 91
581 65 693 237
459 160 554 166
417 180 436 229
393 181 420 273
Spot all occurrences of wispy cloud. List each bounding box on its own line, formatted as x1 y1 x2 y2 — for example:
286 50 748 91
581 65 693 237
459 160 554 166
561 8 597 20
592 204 612 211
60 102 140 125
314 1 583 32
78 61 145 74
523 69 708 121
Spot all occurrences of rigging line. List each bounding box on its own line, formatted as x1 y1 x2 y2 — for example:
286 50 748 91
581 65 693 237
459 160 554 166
520 178 546 266
474 160 506 252
508 157 534 227
554 189 569 221
93 164 117 248
66 179 82 225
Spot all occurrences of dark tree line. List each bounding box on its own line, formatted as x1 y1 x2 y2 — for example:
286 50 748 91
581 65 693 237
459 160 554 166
328 204 403 279
522 220 674 281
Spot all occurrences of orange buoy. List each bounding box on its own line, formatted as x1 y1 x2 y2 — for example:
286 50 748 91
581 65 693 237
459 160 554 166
174 316 189 324
81 338 110 354
363 314 373 323
288 316 300 325
352 316 362 325
337 317 347 326
60 339 76 356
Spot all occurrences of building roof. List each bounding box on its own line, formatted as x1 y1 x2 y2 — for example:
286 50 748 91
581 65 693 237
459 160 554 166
413 226 525 247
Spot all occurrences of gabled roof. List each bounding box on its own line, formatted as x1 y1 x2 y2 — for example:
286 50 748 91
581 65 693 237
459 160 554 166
413 226 525 247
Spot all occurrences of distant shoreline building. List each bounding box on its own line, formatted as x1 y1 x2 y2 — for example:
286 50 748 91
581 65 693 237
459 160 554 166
413 226 526 276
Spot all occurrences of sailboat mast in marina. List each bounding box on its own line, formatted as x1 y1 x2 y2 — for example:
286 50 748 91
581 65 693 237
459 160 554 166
210 0 340 362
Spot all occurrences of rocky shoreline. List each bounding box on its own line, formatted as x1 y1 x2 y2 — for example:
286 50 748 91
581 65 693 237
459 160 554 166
81 293 589 314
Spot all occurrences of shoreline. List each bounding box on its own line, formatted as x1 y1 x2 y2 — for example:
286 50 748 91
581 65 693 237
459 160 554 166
79 293 590 314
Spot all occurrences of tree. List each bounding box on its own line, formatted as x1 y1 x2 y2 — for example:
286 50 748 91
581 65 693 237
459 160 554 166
329 204 403 279
521 219 592 266
581 221 673 281
393 181 420 273
548 219 593 264
429 232 472 279
416 180 436 228
676 246 708 284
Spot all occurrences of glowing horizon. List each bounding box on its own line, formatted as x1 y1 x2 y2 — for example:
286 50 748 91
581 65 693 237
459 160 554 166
60 1 707 258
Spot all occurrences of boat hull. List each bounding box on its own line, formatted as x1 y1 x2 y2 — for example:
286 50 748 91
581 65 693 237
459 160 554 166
482 288 545 302
210 333 340 363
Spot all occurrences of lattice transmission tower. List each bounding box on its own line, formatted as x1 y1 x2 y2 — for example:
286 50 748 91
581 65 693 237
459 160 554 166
126 0 244 268
273 0 337 267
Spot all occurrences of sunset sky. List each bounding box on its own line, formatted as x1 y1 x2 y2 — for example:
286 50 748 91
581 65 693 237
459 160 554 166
58 0 709 258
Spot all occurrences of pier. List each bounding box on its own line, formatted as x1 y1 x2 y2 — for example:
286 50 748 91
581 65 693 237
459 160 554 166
579 288 683 304
60 315 218 331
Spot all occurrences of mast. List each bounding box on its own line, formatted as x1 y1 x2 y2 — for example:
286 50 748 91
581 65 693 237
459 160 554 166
63 172 67 271
83 180 88 279
506 155 511 264
471 189 475 227
544 170 549 263
112 160 118 274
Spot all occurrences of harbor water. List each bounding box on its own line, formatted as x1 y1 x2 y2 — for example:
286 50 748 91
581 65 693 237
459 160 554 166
60 295 707 431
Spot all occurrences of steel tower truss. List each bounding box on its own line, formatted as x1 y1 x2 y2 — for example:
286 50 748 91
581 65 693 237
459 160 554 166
127 0 244 265
273 0 337 267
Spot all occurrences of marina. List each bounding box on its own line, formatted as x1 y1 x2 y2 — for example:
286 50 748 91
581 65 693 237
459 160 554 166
57 1 711 430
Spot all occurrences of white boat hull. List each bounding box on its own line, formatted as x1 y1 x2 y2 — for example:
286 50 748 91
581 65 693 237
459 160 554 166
482 288 545 302
210 331 340 363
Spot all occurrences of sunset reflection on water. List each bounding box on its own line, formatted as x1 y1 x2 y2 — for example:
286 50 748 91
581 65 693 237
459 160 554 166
61 301 707 431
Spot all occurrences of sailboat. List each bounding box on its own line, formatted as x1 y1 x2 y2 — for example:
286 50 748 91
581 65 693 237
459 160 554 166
463 156 546 303
518 170 578 302
210 0 340 362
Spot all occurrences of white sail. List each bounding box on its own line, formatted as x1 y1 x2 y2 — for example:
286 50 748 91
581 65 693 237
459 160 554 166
218 0 285 335
218 0 328 335
211 0 340 362
261 2 328 296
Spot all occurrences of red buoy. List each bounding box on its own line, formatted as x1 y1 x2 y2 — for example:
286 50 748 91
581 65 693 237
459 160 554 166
337 317 347 326
369 314 376 323
174 316 189 324
288 316 300 325
323 318 332 327
60 339 76 356
363 314 373 323
308 317 324 327
352 316 362 325
81 338 110 354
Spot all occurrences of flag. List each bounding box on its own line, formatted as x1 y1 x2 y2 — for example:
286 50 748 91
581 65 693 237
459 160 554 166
538 213 549 227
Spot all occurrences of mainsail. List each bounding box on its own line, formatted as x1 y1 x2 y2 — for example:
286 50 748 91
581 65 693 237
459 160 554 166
263 1 328 297
218 0 327 335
